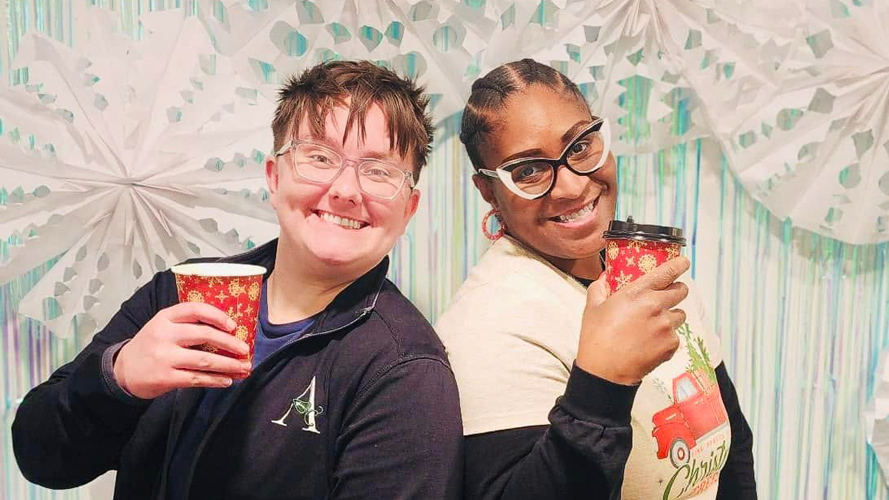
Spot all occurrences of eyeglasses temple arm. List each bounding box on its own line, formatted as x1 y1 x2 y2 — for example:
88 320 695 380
273 141 293 157
476 168 499 178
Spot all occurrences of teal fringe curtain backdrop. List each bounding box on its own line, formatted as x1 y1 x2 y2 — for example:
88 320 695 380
2 2 888 499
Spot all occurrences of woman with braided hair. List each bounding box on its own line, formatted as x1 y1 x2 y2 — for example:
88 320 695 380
436 59 756 500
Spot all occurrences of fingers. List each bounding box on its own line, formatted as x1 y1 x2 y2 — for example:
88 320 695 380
658 332 681 364
629 256 690 293
175 323 250 356
172 348 252 376
165 302 237 332
656 281 690 310
171 370 235 389
586 271 610 306
667 308 687 330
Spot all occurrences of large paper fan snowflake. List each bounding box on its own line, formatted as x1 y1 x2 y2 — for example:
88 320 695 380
0 8 279 337
714 1 889 244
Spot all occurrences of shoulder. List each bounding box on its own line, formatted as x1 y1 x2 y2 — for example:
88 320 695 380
437 271 563 332
343 279 448 366
328 279 457 407
434 259 583 434
436 247 583 351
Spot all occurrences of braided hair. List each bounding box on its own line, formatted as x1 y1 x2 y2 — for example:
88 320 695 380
459 59 587 169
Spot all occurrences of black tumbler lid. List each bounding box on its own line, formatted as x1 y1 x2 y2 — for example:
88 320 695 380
603 216 686 246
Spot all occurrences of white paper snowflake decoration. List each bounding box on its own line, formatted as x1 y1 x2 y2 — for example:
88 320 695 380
714 0 889 244
199 0 489 124
0 8 279 337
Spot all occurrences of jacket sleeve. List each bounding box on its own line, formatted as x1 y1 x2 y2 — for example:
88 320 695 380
11 273 167 489
464 365 638 500
330 357 463 500
715 362 758 499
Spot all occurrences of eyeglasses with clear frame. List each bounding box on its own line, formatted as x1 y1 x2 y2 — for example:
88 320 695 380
274 139 416 200
476 117 611 200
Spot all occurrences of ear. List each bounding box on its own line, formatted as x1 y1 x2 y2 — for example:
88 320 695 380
472 173 498 209
265 155 280 210
404 188 421 221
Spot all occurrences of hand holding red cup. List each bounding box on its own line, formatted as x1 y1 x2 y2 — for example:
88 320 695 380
575 218 689 385
171 263 267 363
113 263 266 399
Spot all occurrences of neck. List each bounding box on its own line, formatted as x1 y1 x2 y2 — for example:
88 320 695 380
544 252 604 281
266 247 356 324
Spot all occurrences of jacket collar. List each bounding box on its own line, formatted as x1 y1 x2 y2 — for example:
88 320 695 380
220 238 389 336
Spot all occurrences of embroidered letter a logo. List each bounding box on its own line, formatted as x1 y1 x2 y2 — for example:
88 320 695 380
271 376 323 434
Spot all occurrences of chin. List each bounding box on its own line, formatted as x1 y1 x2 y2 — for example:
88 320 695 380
312 245 386 274
310 248 365 267
547 235 606 261
545 222 607 252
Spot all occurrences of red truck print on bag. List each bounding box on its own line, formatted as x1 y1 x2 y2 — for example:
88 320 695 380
651 369 729 468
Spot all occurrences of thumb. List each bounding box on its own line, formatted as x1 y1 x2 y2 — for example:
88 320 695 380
586 270 610 306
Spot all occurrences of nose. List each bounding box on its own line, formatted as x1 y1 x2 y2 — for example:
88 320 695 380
548 164 589 200
327 162 363 205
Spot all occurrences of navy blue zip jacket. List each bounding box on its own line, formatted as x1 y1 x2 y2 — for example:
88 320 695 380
12 239 463 499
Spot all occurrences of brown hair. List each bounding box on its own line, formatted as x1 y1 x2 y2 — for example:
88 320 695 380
272 60 434 179
460 58 588 169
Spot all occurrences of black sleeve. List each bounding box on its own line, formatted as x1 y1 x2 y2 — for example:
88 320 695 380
11 274 166 489
464 364 638 500
331 357 463 500
715 362 758 499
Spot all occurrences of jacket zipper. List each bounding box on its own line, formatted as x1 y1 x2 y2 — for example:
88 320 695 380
180 307 372 500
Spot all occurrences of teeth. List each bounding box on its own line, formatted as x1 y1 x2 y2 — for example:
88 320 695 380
557 199 597 223
319 211 364 230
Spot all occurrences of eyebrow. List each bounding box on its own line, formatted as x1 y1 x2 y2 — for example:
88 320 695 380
299 134 401 163
499 119 594 164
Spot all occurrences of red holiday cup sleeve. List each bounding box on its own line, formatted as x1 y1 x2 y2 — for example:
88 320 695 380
604 239 682 294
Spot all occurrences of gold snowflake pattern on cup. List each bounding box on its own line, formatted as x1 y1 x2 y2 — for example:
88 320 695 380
234 325 249 341
627 239 646 252
638 254 658 274
228 279 246 298
607 241 620 260
248 281 261 301
614 271 633 291
186 290 205 303
226 306 242 321
666 244 680 259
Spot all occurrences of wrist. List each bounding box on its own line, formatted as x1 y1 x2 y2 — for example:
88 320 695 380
575 354 641 386
560 364 640 426
112 343 131 394
102 341 151 404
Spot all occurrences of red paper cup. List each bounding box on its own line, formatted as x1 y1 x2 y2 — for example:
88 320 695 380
603 217 685 294
171 263 266 362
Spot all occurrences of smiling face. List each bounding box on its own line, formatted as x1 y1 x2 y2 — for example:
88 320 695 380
474 84 617 277
266 102 420 282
